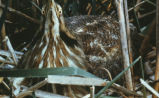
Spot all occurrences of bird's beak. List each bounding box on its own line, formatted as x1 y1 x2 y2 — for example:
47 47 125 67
50 0 55 8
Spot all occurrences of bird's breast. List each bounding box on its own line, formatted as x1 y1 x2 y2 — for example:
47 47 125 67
20 31 86 70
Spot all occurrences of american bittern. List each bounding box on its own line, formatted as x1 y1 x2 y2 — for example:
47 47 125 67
14 0 89 97
13 0 135 97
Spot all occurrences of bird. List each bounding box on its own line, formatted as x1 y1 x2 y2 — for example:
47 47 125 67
19 0 87 70
14 0 126 97
14 0 89 97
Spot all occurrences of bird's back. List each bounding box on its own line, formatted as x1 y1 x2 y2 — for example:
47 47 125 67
65 15 122 78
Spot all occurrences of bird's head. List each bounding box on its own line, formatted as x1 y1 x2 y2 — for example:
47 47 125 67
42 0 76 39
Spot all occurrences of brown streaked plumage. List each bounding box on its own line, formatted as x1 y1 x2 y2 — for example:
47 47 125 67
19 0 87 70
15 0 88 97
14 0 136 97
65 16 123 78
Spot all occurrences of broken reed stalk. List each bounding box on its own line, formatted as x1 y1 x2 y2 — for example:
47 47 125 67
115 0 133 91
140 79 159 97
123 1 135 95
16 79 48 98
90 86 95 98
153 0 159 98
124 1 134 97
124 0 133 64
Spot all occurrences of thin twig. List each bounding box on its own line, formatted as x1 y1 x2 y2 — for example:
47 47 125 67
135 0 142 12
132 0 141 32
129 10 156 22
128 1 146 12
145 0 156 7
0 4 40 24
98 67 112 81
2 81 10 90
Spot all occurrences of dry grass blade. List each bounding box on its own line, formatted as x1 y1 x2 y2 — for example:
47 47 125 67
140 79 159 97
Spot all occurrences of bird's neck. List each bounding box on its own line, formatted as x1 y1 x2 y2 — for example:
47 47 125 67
36 16 86 70
44 15 60 42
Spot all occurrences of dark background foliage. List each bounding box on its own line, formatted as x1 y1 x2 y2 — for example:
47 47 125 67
0 0 155 51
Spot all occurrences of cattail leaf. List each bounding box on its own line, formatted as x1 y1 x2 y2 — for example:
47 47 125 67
0 67 98 78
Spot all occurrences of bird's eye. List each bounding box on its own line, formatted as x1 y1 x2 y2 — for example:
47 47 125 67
59 10 62 14
41 6 46 15
41 10 45 15
56 4 62 15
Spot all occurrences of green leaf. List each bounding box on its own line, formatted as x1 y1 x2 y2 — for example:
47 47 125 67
0 67 98 78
